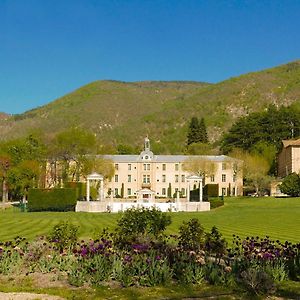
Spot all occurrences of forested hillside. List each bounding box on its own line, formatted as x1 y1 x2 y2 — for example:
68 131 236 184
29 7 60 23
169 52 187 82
1 60 300 153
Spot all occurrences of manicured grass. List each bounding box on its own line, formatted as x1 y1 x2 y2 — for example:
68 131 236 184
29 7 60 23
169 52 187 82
0 197 300 243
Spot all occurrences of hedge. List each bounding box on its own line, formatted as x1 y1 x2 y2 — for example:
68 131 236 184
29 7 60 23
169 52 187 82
28 188 77 212
64 182 97 200
209 197 224 209
203 184 219 197
190 184 219 202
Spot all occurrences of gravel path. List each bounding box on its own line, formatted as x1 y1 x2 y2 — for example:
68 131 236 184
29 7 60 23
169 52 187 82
0 292 64 300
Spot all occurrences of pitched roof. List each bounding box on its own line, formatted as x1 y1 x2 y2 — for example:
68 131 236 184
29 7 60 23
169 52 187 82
100 154 238 163
282 139 300 148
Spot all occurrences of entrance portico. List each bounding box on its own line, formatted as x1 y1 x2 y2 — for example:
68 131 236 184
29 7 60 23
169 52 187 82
136 188 155 203
186 175 203 202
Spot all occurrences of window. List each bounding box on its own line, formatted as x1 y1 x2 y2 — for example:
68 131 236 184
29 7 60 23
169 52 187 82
222 174 226 182
128 164 131 171
162 164 166 171
162 175 166 183
143 175 150 183
128 175 131 182
181 175 185 182
233 174 236 182
222 163 227 170
143 163 150 171
175 164 179 171
162 188 166 196
210 175 215 182
127 188 132 196
114 188 118 196
115 164 119 170
181 188 185 196
175 175 179 183
114 174 118 182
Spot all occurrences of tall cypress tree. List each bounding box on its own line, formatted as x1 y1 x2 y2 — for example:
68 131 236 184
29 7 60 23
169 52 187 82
187 117 200 146
199 117 208 143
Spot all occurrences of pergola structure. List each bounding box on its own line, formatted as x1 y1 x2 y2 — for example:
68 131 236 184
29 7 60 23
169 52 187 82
186 174 203 202
86 172 104 201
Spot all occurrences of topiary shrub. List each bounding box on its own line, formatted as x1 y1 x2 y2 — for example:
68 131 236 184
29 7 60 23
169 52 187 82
28 188 77 212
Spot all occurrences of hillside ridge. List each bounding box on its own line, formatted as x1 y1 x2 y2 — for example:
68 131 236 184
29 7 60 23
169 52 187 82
1 60 300 153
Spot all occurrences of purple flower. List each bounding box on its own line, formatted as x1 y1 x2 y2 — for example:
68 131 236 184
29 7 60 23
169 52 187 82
123 255 132 263
81 247 88 257
132 244 149 252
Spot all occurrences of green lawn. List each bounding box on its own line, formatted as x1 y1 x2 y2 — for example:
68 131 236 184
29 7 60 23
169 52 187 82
0 197 300 243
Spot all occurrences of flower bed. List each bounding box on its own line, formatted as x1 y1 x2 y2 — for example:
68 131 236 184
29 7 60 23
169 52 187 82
0 207 299 297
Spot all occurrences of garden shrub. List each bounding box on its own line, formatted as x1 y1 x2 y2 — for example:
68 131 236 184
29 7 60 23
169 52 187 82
28 188 77 212
204 226 227 257
209 197 224 209
114 207 171 249
48 221 79 252
279 172 300 197
239 267 276 296
178 218 205 251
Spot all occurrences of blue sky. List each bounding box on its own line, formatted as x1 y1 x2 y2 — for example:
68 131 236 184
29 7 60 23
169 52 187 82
0 0 300 114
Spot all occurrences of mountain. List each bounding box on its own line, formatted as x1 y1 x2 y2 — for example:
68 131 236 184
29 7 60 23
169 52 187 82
0 61 300 153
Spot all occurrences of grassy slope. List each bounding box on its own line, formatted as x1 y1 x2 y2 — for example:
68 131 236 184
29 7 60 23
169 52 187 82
0 197 299 243
0 61 300 153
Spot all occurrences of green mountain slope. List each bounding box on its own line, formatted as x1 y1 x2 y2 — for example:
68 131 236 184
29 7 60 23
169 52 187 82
1 61 300 153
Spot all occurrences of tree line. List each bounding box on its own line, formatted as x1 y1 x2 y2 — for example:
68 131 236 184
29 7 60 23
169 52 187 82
0 128 115 202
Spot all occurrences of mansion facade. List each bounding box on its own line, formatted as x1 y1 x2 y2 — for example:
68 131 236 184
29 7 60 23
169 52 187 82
278 139 300 178
101 138 243 199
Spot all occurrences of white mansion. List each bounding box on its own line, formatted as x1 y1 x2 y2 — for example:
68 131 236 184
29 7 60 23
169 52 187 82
100 138 243 201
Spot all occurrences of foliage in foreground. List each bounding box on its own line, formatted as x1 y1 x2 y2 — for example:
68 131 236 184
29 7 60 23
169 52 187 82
0 208 299 297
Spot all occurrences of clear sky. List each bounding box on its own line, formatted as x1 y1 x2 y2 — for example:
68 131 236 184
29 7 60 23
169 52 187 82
0 0 300 114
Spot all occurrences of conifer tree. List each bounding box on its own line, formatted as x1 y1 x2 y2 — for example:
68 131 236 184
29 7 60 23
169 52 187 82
187 117 200 146
187 117 209 146
199 117 208 143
